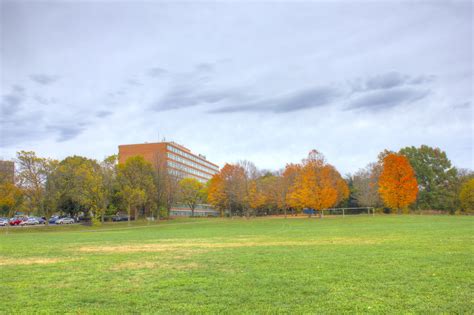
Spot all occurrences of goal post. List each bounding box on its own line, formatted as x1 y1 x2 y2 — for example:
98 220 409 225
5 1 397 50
321 207 375 217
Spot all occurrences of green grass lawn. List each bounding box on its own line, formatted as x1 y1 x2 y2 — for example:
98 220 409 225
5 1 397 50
0 215 472 313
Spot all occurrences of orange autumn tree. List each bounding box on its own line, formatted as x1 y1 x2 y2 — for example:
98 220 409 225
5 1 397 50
378 153 418 214
330 165 350 205
247 179 266 216
259 174 280 214
290 150 349 217
207 172 227 216
283 163 303 214
207 163 247 217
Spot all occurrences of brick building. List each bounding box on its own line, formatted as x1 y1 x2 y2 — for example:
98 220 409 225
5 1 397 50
118 142 219 183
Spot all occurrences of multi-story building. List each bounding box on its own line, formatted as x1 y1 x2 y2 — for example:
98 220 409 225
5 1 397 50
0 160 15 184
118 142 219 183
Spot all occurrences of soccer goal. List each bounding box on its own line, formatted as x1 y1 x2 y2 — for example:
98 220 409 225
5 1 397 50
321 207 375 217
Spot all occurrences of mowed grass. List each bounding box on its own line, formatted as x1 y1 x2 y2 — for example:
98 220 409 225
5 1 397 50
0 216 472 313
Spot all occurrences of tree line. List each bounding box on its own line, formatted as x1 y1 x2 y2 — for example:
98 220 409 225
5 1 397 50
349 146 473 214
207 150 350 217
0 152 186 222
0 145 472 221
206 147 472 216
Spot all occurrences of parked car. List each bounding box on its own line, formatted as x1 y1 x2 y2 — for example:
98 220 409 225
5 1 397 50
0 218 9 226
56 217 75 224
112 215 129 222
9 217 25 226
36 217 47 224
48 216 60 224
20 218 40 226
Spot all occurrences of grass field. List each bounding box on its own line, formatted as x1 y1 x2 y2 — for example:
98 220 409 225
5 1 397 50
0 215 472 313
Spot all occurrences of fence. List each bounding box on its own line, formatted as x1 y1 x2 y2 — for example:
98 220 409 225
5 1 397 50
321 207 375 217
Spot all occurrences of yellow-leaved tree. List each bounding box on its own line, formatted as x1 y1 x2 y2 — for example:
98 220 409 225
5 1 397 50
459 178 474 213
178 178 205 217
289 150 349 217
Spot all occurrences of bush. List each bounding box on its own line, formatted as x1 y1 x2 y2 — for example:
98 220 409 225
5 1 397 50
159 206 168 219
91 217 102 227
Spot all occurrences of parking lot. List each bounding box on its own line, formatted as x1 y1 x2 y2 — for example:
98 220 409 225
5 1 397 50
0 214 133 228
0 216 77 227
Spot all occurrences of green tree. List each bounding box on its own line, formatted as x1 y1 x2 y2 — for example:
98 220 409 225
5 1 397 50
100 155 119 222
0 183 24 216
399 145 457 211
0 161 15 184
16 151 58 215
459 178 474 213
452 169 474 212
46 156 105 219
120 186 146 224
117 156 156 221
178 178 205 217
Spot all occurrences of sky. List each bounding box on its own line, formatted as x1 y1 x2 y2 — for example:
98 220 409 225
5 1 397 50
0 0 472 175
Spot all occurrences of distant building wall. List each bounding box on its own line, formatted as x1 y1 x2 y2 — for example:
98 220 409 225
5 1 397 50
118 142 167 166
170 204 220 217
118 142 219 183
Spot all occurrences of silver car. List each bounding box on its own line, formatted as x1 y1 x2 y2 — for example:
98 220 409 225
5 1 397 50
20 218 39 225
56 217 75 224
0 218 8 226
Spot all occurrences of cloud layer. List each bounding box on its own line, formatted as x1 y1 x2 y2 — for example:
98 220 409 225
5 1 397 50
0 1 472 174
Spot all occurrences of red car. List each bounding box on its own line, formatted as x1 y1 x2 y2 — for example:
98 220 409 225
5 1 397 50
9 218 25 226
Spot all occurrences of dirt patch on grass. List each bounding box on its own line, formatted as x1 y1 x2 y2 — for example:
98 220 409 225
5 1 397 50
0 257 75 266
110 261 200 271
78 245 211 254
78 238 379 253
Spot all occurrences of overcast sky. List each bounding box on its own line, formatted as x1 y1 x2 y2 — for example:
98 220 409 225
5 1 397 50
1 0 472 174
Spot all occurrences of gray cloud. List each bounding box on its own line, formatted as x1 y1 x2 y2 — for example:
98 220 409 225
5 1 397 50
1 109 88 146
211 86 341 114
29 74 60 85
365 72 409 90
33 95 49 106
0 86 41 147
33 95 58 106
408 75 435 85
126 78 142 86
195 63 214 73
47 124 87 142
353 72 435 92
0 123 43 147
12 85 25 94
152 84 249 111
0 107 47 147
2 94 23 116
96 110 113 118
1 85 25 117
152 71 434 114
108 89 127 97
0 1 471 173
348 87 430 111
453 101 471 110
147 67 167 78
0 80 89 145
